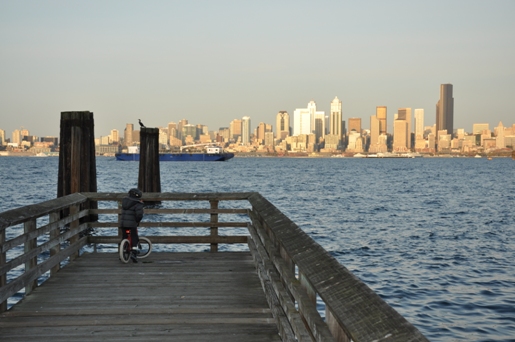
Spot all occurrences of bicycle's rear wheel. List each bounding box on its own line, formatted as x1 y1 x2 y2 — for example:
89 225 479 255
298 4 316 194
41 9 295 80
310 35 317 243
119 239 131 263
137 237 152 258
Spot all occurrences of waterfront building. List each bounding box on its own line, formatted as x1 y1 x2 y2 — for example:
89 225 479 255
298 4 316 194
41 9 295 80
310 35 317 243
168 122 177 137
124 123 134 147
293 107 311 136
376 106 387 135
275 111 290 140
0 129 5 145
12 129 22 146
230 119 242 141
314 112 325 143
242 116 251 145
347 131 363 152
330 96 343 143
436 84 454 138
264 131 274 148
110 129 119 144
348 118 361 135
159 127 169 146
473 123 489 135
414 109 425 151
41 136 58 146
178 119 188 140
397 108 412 149
182 124 197 142
496 122 506 149
393 119 409 152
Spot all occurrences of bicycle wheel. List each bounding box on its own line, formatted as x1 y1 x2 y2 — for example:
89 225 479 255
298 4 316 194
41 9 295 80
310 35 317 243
119 239 131 263
137 237 152 258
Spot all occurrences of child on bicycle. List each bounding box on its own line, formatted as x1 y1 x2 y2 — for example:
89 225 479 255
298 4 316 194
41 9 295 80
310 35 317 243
120 188 144 262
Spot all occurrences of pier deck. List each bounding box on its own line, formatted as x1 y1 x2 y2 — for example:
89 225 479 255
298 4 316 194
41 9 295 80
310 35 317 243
0 252 280 342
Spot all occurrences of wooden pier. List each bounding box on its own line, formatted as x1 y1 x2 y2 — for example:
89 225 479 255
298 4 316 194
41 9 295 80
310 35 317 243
0 192 429 341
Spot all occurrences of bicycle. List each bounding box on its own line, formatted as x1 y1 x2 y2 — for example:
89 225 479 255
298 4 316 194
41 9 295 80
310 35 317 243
119 228 152 263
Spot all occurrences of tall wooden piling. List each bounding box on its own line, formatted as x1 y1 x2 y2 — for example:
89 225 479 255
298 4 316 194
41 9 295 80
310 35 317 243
58 111 97 197
138 127 161 197
57 111 98 245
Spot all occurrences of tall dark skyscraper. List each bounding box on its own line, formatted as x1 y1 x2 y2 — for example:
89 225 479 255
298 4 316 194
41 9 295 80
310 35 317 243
436 84 454 137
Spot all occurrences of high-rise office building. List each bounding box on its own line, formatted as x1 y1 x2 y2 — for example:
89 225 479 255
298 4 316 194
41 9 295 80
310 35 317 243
293 107 311 136
0 129 5 145
414 109 425 150
230 119 242 141
414 109 424 140
314 112 325 142
124 124 134 147
397 108 412 149
369 115 379 147
393 120 408 152
496 122 505 149
330 96 342 140
242 116 251 145
110 129 119 144
275 111 290 139
376 106 387 135
436 84 454 138
348 118 361 134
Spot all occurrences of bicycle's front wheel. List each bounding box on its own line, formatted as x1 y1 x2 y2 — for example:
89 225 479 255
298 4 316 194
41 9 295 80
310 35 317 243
137 237 152 258
119 239 131 263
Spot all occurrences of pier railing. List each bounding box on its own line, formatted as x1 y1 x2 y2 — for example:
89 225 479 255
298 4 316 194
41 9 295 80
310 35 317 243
0 192 428 342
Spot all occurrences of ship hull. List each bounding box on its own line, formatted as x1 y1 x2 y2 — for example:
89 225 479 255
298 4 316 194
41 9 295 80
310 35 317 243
115 153 235 161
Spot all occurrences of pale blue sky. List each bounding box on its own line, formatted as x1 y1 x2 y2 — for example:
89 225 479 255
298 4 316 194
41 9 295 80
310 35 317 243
1 0 514 138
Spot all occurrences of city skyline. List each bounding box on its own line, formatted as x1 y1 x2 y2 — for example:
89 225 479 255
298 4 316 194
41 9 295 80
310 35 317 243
1 1 514 138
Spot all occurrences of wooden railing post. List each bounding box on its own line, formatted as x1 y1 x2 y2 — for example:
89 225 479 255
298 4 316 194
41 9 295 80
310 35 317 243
24 219 38 295
326 308 351 342
69 204 80 261
50 212 61 275
210 199 219 252
0 227 6 312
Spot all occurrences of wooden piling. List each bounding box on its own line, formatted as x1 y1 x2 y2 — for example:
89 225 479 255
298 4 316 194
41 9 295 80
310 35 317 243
138 127 161 197
57 111 98 230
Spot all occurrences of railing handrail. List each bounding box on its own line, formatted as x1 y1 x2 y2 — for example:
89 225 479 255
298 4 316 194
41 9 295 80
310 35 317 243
247 192 429 342
0 193 88 231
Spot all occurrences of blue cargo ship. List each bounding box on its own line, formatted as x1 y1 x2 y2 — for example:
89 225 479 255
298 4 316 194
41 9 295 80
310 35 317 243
115 146 234 162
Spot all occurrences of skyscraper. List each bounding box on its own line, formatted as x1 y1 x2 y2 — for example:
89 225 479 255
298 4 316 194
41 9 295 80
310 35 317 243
275 111 290 139
330 96 342 139
242 116 251 145
436 84 454 138
414 109 424 140
124 124 134 147
348 118 362 134
397 108 412 149
376 106 387 135
230 119 242 141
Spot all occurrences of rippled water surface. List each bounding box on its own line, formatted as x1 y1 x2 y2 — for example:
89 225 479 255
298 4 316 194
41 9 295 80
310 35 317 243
1 156 514 341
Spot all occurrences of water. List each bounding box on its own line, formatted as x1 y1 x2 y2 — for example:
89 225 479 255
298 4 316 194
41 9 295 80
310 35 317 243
1 156 514 341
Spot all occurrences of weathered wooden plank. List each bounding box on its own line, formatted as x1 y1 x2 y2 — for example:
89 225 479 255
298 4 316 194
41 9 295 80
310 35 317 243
0 209 89 254
0 237 87 304
248 220 333 342
1 252 281 342
90 208 249 215
87 235 248 244
0 193 88 231
89 221 248 228
81 192 257 202
1 222 90 276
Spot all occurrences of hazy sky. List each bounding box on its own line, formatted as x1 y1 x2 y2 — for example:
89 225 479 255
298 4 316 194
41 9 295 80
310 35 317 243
1 0 514 138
